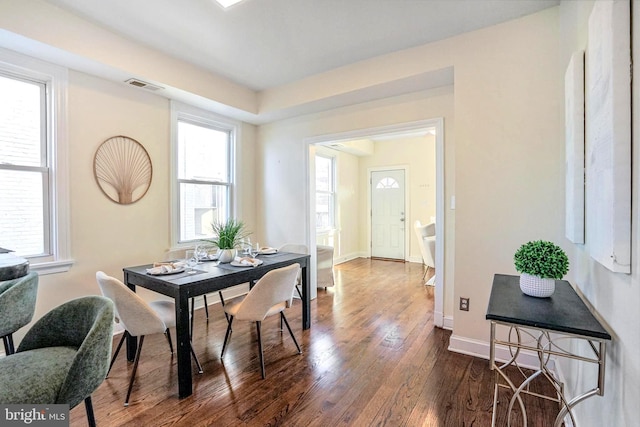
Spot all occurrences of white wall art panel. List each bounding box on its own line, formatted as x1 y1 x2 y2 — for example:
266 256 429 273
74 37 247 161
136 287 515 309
565 51 585 244
585 0 631 273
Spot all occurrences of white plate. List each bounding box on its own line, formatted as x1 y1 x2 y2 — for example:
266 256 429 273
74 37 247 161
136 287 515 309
200 254 219 262
147 268 185 276
230 259 264 267
259 248 277 255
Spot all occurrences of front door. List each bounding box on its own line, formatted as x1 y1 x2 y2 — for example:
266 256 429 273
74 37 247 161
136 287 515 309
371 169 405 260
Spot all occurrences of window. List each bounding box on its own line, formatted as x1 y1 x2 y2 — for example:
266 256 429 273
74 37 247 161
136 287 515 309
171 102 236 244
0 49 70 274
315 154 335 231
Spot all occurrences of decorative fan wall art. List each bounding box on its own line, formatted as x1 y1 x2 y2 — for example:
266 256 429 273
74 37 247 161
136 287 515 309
93 135 152 204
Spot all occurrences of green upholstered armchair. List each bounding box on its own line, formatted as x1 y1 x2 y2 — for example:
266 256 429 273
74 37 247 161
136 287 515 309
0 271 38 355
0 296 115 427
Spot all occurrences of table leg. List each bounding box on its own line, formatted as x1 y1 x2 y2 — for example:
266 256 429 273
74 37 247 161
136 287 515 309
302 264 311 330
124 275 137 362
175 292 192 398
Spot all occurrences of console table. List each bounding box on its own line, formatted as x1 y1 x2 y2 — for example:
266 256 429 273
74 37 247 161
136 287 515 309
486 274 611 427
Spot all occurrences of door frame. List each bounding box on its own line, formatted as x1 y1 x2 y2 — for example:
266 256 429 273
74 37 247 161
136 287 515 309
368 166 409 260
305 118 445 328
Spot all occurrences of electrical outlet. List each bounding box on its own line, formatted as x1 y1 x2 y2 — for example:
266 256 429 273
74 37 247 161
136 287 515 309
459 297 469 311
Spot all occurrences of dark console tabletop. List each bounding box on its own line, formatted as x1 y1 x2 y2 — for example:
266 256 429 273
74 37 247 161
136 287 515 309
486 274 611 340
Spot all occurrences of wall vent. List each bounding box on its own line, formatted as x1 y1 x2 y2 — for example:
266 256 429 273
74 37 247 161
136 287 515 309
124 78 163 91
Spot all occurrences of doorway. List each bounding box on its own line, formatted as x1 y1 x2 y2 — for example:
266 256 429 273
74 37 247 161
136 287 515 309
371 169 406 260
305 118 445 328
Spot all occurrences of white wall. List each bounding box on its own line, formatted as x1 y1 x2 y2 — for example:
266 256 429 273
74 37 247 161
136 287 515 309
313 146 361 263
556 1 640 425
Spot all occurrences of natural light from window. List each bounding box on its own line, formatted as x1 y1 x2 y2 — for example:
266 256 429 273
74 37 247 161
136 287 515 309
176 120 231 243
315 155 335 231
0 74 48 257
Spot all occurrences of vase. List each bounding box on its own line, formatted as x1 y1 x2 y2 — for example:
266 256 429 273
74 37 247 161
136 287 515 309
218 249 237 263
519 273 555 298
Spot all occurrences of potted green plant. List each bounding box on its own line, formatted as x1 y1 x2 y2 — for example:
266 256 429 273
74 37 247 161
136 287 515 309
514 240 569 298
202 219 251 263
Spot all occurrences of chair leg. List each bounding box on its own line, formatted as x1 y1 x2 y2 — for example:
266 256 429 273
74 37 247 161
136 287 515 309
2 334 15 355
220 316 234 357
107 331 128 376
203 294 209 320
84 396 96 427
190 342 204 374
219 291 231 324
280 312 302 354
256 321 265 379
164 328 174 354
295 285 302 299
124 335 145 407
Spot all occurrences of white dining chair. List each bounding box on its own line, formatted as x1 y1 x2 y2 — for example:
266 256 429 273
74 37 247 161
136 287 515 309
316 245 335 289
278 243 308 298
96 271 203 406
220 264 302 379
414 220 436 285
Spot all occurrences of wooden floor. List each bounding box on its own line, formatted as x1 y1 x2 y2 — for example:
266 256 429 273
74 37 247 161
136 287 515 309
72 258 558 426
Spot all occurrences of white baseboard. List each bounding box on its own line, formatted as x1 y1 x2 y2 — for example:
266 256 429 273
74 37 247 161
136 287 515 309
442 315 453 330
435 311 453 330
334 252 362 265
447 334 556 372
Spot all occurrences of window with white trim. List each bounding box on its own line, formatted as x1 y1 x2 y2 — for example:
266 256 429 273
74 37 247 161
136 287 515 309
315 154 335 231
171 102 236 244
0 49 70 274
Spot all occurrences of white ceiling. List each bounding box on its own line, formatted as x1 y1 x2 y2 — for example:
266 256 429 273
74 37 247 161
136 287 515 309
41 0 559 91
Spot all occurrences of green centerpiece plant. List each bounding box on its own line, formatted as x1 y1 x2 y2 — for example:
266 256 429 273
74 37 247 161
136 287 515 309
514 240 569 298
202 219 251 263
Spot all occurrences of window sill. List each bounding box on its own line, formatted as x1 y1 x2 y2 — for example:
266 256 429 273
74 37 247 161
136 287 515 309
316 228 337 236
29 259 74 275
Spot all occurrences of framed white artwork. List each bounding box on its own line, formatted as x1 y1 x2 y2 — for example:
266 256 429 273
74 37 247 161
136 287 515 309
585 0 631 273
565 51 585 244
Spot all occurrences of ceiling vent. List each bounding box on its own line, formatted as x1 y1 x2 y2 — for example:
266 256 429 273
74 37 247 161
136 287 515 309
125 78 163 91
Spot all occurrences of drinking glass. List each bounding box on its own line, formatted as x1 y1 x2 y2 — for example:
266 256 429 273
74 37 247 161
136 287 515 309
195 245 208 263
242 238 252 257
185 249 197 274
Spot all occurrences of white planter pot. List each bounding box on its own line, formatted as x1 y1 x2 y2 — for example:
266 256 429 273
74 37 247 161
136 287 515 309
519 273 555 298
218 249 237 263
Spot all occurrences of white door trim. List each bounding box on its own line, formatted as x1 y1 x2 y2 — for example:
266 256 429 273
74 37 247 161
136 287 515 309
305 118 445 328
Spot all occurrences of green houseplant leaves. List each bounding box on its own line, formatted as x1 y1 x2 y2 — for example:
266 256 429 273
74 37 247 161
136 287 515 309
514 240 569 280
203 219 251 250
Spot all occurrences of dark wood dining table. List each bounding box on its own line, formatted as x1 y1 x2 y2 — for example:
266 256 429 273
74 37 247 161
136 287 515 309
123 251 311 398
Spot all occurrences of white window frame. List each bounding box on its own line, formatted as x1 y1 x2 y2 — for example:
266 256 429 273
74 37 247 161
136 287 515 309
0 48 71 275
170 101 238 247
315 153 336 232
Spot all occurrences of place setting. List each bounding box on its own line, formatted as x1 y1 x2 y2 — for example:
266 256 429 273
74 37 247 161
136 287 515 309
229 256 264 268
145 261 187 276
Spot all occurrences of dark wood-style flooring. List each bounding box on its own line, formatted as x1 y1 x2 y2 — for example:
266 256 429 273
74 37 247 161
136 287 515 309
71 258 558 426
